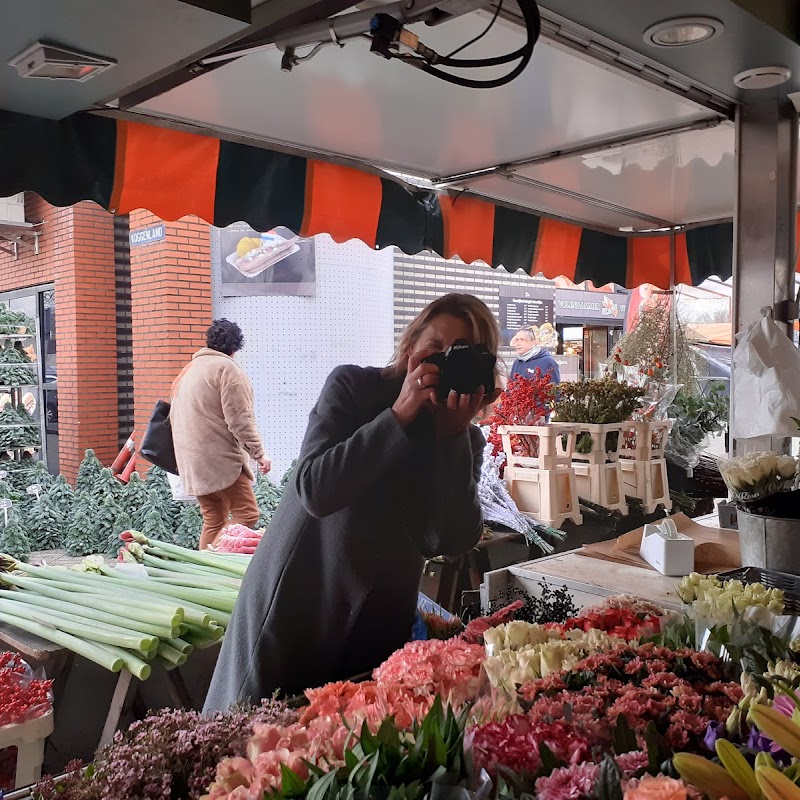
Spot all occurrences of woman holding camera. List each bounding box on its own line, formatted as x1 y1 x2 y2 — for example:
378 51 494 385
204 294 501 711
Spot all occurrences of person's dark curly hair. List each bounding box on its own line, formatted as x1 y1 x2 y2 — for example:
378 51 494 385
206 319 244 355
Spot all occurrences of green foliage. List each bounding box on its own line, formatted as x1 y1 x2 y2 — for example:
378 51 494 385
76 449 103 494
64 506 99 556
26 492 66 551
0 478 23 505
0 403 41 449
105 509 134 557
281 460 297 490
0 303 36 335
91 467 122 506
254 472 283 528
0 506 31 561
46 475 75 523
0 341 36 395
554 377 643 455
609 295 698 391
121 473 149 528
142 504 172 543
146 466 179 533
174 503 203 549
665 382 729 469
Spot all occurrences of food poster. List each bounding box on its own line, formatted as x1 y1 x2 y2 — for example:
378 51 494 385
216 223 316 297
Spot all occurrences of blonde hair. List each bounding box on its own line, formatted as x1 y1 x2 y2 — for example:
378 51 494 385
389 293 502 376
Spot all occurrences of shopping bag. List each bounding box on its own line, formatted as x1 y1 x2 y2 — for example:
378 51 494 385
731 307 800 439
167 472 197 504
140 400 178 474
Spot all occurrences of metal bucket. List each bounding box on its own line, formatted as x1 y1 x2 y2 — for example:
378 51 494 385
737 509 800 575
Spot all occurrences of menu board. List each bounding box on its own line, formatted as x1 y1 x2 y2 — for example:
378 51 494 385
499 287 556 346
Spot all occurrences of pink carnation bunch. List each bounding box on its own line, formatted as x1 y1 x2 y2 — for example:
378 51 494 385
204 717 347 799
535 751 649 800
373 639 485 706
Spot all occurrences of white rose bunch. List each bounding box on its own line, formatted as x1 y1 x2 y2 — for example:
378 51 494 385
719 451 798 502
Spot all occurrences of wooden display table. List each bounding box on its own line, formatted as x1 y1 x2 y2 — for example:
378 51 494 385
480 549 684 612
0 621 198 749
479 512 721 612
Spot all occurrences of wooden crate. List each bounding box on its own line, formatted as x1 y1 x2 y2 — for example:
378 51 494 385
479 550 684 613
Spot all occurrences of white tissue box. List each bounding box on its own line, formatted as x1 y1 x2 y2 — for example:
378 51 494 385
639 519 695 576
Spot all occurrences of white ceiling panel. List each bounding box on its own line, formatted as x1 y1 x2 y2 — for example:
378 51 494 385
135 12 715 178
513 123 736 227
465 175 658 232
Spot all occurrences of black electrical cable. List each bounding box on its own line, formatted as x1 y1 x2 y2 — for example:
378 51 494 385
405 0 540 89
445 0 504 60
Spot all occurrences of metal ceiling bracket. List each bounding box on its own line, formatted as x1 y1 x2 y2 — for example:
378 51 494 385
435 116 727 187
496 170 676 228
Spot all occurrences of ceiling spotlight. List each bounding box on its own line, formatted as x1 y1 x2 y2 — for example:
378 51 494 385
643 17 723 48
734 66 792 90
9 42 116 82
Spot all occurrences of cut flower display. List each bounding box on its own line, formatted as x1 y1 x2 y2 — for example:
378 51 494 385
719 451 798 505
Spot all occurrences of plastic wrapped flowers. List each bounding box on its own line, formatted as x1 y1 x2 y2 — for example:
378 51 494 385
719 451 798 506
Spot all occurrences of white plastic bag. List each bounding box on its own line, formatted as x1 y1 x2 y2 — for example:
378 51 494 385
167 472 198 504
731 307 800 439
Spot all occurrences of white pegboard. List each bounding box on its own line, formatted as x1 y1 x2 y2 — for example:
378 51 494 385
211 231 395 477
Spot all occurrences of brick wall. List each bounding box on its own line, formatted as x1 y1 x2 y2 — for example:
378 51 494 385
129 211 212 453
0 195 119 481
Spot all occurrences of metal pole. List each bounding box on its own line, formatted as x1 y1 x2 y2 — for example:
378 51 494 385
669 229 678 391
730 98 798 454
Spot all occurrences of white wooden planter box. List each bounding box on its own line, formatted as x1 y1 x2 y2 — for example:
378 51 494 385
620 458 672 515
572 462 628 515
0 710 53 789
498 425 582 528
619 420 673 462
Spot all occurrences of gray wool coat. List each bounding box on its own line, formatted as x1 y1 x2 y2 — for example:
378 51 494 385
203 364 485 711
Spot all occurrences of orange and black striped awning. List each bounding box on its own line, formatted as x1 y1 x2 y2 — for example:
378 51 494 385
0 109 740 289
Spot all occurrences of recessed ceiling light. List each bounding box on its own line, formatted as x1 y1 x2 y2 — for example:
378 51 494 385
9 42 116 82
733 66 792 90
643 17 723 48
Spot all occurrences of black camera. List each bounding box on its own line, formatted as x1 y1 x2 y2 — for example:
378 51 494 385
422 340 496 401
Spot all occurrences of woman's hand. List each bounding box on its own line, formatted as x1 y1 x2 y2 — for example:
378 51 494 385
432 388 487 440
392 352 440 428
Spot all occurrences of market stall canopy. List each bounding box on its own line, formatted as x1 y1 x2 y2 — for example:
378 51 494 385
0 109 740 289
3 1 800 287
686 324 732 346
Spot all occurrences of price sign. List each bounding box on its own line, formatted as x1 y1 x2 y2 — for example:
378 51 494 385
0 471 8 480
27 483 42 499
0 498 12 526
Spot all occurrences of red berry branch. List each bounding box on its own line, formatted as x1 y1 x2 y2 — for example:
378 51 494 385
486 372 554 461
0 651 53 727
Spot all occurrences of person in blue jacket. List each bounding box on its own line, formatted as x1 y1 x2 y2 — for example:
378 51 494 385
509 327 560 384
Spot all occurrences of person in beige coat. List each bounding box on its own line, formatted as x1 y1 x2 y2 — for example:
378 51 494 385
171 319 271 550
